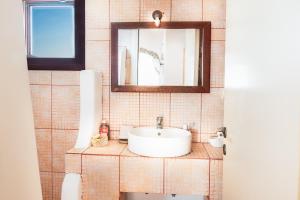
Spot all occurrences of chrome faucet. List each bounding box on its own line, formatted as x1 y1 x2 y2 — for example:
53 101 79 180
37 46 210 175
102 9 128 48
156 116 163 129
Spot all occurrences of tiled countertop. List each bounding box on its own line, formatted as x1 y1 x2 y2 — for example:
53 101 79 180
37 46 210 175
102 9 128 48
83 140 126 156
69 140 223 160
203 143 223 160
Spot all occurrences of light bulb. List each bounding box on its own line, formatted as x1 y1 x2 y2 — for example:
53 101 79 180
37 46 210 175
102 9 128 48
152 10 163 27
154 16 160 27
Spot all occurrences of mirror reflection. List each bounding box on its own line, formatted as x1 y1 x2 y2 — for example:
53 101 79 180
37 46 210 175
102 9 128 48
118 29 202 86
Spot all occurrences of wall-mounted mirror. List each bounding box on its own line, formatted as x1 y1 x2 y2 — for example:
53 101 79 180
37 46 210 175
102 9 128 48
111 22 211 93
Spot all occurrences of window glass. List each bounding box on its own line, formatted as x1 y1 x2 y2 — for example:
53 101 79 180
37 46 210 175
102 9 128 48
28 2 75 58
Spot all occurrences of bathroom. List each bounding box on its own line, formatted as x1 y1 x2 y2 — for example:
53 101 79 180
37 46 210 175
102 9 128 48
1 0 300 200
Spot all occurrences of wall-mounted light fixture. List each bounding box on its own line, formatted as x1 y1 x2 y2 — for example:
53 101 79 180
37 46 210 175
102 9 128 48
152 10 163 27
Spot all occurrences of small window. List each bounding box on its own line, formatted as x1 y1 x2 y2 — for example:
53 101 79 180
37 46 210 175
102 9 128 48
28 2 75 58
24 0 85 70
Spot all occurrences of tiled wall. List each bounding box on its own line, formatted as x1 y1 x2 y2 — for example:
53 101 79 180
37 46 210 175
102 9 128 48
29 71 80 200
29 0 225 199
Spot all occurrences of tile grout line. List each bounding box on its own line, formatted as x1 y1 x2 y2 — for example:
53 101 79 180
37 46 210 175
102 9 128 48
138 92 141 127
30 83 80 86
102 82 104 120
208 159 211 200
108 86 110 134
118 156 121 199
163 158 165 194
80 154 83 199
137 0 141 130
200 93 203 142
51 128 80 131
108 0 112 130
202 0 204 21
170 0 173 21
35 127 52 130
139 0 141 22
169 93 172 127
50 71 54 199
86 39 110 42
211 40 226 42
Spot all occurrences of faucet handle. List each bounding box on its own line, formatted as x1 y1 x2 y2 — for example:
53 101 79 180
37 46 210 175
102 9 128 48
156 116 164 129
156 115 163 121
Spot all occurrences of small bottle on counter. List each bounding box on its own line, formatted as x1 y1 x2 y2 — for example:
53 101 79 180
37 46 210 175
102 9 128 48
100 120 110 140
91 120 110 147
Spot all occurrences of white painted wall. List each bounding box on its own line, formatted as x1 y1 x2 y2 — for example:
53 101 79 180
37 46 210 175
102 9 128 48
0 0 42 200
223 0 300 199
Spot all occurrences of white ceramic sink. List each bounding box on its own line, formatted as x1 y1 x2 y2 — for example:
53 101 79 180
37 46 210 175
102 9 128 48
128 127 192 157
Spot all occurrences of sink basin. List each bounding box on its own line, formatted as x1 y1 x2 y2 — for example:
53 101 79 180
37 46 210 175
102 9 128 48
128 127 192 157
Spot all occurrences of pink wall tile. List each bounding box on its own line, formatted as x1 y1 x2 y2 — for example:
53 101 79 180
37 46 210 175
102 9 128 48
86 0 109 29
120 156 164 193
110 0 140 22
110 92 139 130
140 0 171 22
40 172 53 200
203 0 226 28
211 41 225 88
30 85 51 129
86 29 110 41
52 172 65 200
85 41 110 85
201 88 224 134
52 71 80 86
82 155 120 200
212 28 226 41
210 160 223 200
171 0 202 21
52 86 80 129
102 86 110 120
65 153 82 173
110 130 120 140
170 93 201 133
165 159 209 195
140 93 170 127
35 129 52 172
52 129 78 172
29 71 51 85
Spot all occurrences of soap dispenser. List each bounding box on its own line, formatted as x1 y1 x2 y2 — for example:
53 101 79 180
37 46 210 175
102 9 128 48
208 127 225 148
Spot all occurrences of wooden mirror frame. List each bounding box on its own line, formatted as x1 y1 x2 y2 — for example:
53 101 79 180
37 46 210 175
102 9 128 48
111 22 211 93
